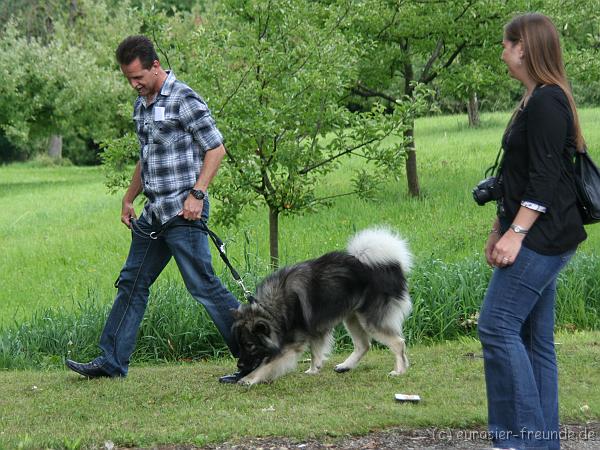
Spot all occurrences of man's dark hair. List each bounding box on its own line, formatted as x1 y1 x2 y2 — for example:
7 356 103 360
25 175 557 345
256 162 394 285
115 35 159 69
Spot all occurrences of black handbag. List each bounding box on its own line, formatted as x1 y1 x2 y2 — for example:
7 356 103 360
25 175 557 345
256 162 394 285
573 149 600 224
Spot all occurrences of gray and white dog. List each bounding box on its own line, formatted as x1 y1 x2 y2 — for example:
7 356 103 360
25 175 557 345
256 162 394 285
231 227 413 385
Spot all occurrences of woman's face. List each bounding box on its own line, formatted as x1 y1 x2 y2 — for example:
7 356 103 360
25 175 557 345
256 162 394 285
501 38 524 79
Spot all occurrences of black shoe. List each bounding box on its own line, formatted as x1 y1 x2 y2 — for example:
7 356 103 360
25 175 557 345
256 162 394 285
218 366 256 384
218 371 244 384
66 358 116 379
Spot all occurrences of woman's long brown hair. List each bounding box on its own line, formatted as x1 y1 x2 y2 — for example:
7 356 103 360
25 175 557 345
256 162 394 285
505 13 585 150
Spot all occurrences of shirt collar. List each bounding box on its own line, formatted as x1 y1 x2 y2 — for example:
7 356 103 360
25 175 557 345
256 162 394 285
140 71 176 108
159 70 176 97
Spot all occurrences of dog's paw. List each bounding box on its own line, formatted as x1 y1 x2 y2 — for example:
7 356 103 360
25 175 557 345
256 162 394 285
238 376 272 386
305 367 321 375
238 377 257 386
334 365 351 373
388 369 406 376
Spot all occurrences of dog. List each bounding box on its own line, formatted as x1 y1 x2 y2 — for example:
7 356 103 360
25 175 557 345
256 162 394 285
231 227 413 385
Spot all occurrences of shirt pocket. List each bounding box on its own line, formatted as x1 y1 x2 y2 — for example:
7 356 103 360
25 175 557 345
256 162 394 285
153 113 184 147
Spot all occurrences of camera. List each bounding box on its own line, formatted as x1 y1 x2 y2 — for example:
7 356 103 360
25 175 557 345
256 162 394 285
472 176 503 206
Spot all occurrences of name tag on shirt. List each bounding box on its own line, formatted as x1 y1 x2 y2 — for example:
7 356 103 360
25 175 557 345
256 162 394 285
154 107 165 122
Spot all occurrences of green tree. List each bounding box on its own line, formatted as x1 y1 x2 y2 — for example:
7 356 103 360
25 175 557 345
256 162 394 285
189 0 433 266
102 0 425 266
0 0 136 162
0 0 64 40
346 0 528 196
546 0 600 107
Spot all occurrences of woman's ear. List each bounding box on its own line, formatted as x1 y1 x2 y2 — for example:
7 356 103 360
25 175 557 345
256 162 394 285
517 41 524 58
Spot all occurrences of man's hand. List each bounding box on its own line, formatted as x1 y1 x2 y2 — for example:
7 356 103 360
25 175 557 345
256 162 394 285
179 195 204 221
121 201 137 228
121 162 142 229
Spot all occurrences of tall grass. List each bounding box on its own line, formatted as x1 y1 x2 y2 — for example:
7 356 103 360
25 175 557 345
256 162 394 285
2 251 598 370
0 283 230 370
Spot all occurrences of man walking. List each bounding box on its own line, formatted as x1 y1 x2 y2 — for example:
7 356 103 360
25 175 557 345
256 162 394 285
66 35 243 383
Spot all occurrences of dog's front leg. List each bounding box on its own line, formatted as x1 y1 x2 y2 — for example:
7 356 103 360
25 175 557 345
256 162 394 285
239 347 302 385
305 332 334 374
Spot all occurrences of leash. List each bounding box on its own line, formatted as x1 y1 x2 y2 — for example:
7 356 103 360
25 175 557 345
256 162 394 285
196 220 257 303
130 216 256 303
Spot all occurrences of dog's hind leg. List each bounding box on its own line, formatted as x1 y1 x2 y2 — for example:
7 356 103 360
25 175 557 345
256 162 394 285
335 314 371 373
370 330 409 376
306 331 334 374
239 344 304 385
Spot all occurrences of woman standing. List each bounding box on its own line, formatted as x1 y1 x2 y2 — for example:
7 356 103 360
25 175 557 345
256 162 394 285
478 13 587 450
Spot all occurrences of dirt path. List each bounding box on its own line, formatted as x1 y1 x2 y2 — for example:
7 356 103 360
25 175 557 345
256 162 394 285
141 423 599 450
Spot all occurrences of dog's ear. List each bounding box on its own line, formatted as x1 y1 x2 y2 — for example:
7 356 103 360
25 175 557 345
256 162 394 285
253 321 278 351
230 308 242 320
253 320 270 336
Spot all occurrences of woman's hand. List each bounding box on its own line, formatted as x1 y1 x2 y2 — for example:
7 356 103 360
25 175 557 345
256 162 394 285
490 231 524 267
485 231 502 267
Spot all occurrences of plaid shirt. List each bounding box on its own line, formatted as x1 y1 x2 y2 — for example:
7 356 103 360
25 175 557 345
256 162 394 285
133 71 223 225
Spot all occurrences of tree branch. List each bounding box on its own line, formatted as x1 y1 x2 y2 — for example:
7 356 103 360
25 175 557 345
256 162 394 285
421 41 466 84
217 65 253 115
375 6 400 40
420 38 444 83
270 3 352 83
258 0 272 41
299 135 382 175
351 82 398 103
309 190 360 204
454 0 476 22
224 147 265 195
267 129 288 166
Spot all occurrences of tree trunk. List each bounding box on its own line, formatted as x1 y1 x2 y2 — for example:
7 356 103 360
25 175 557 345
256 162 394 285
404 124 420 197
467 92 480 127
402 56 420 198
268 206 279 269
48 135 62 159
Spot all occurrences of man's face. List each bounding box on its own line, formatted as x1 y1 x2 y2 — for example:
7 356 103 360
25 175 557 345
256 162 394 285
120 58 159 97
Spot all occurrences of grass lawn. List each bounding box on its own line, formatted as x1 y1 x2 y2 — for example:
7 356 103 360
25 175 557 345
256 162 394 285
1 110 599 448
0 331 598 449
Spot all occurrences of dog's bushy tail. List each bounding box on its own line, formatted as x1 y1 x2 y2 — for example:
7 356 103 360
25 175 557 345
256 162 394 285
347 227 412 273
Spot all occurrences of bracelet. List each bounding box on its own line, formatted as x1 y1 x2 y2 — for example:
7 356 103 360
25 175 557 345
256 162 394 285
510 224 529 235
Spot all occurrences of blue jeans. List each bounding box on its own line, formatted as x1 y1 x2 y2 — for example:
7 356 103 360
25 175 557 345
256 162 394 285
96 199 240 376
478 245 574 450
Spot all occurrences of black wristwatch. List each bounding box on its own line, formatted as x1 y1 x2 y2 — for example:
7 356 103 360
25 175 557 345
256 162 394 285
190 188 205 200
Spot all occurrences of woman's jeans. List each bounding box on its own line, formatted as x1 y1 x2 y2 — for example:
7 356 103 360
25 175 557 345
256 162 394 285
478 245 574 450
96 202 240 377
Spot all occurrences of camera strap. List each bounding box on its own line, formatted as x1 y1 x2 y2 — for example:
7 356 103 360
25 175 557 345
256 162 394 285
485 147 505 178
